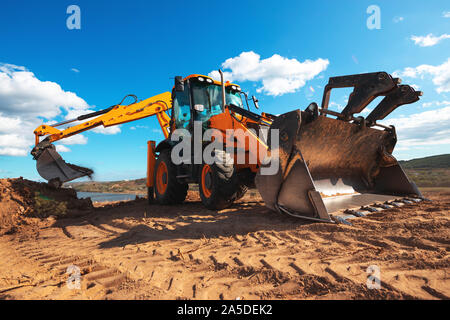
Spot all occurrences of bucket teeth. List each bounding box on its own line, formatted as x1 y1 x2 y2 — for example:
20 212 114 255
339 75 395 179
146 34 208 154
330 215 352 225
344 209 367 217
406 197 423 203
333 196 427 223
373 203 393 210
361 206 379 213
388 201 403 208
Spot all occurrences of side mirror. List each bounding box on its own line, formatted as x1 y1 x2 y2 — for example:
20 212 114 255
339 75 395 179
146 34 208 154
175 76 184 92
252 95 260 109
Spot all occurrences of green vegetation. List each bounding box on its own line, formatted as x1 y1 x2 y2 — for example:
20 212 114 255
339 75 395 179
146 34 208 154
34 192 67 217
404 168 450 187
399 154 450 187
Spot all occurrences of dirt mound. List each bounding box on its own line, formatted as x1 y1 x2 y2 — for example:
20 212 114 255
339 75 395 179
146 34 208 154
0 178 93 235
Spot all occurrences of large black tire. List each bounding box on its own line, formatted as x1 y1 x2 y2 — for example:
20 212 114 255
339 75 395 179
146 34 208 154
154 150 188 205
198 150 243 210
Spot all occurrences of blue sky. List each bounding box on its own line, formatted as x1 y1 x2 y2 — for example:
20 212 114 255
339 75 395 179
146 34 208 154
0 0 449 181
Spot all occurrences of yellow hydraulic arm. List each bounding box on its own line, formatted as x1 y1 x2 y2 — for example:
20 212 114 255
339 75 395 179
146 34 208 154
31 91 173 187
33 91 172 146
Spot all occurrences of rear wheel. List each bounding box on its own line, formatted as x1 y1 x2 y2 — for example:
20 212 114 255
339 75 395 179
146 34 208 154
154 150 188 204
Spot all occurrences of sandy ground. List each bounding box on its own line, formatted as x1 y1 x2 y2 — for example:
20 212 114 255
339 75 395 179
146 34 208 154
0 184 449 300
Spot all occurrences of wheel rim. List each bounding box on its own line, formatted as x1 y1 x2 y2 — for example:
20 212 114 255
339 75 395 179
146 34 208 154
201 164 212 198
156 161 168 194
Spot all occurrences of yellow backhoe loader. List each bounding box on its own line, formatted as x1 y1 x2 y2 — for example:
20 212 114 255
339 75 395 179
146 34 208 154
31 70 426 224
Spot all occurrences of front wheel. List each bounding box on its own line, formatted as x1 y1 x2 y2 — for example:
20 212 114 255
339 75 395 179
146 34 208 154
198 149 243 210
199 163 234 210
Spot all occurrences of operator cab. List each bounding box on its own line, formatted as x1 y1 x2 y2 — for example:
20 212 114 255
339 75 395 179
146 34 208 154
172 74 243 131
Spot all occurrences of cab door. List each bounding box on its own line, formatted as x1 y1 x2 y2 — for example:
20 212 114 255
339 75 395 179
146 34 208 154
172 83 191 130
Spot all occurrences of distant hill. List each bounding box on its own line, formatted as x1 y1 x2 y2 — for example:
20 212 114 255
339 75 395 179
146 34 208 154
399 154 450 169
67 154 450 192
67 178 147 194
399 154 450 188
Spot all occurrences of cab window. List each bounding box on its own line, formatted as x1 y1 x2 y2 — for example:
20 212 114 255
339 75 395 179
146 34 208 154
173 85 191 129
192 82 223 122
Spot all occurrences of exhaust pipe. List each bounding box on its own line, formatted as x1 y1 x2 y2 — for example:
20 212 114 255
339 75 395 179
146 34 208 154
218 69 226 109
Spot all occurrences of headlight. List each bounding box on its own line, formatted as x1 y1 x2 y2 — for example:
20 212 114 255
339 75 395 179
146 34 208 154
198 77 205 82
206 78 213 83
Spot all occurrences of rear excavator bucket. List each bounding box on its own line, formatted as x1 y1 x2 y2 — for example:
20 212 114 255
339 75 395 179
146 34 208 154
31 139 93 187
256 72 424 223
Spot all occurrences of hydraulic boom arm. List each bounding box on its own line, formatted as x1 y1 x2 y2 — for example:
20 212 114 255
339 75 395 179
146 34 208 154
31 91 172 186
33 91 172 144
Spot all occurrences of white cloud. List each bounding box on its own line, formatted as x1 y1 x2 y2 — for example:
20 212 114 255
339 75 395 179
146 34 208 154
443 11 450 18
130 125 148 130
0 147 28 156
394 58 450 93
92 126 121 135
60 135 88 145
0 133 30 156
70 68 80 73
382 106 450 149
64 107 94 120
410 33 450 47
0 134 29 148
55 145 71 153
0 63 121 156
328 101 343 111
208 51 329 96
208 70 234 83
0 113 21 132
0 63 26 73
422 100 450 108
393 16 404 23
0 64 89 118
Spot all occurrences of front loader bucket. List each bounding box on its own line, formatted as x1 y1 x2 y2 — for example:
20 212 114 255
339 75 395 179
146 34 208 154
256 111 421 222
32 142 93 187
256 72 423 223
